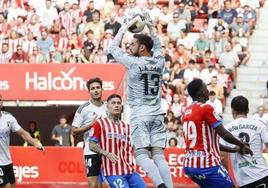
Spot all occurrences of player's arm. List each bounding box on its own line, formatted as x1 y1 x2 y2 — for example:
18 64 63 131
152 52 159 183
16 128 44 150
109 16 140 68
71 110 96 137
88 122 119 163
215 125 252 155
70 134 74 147
143 10 163 58
204 104 252 155
219 144 239 153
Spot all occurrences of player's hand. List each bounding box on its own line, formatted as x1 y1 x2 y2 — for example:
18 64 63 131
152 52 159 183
141 9 153 28
106 152 119 163
239 143 253 156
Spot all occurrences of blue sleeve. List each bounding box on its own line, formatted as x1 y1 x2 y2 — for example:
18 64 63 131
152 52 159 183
89 136 99 143
212 120 222 129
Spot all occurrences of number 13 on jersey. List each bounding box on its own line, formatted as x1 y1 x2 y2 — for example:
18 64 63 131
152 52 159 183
183 121 197 148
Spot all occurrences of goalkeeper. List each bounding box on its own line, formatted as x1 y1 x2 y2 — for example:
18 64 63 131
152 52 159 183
109 12 173 188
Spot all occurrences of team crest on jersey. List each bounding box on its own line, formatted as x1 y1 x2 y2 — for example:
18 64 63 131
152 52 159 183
213 111 221 120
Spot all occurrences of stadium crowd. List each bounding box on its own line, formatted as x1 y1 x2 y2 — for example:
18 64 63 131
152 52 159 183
0 0 263 147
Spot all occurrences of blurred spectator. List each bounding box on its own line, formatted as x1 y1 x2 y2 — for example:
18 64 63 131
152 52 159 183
0 43 12 64
219 0 237 25
193 31 210 59
213 16 229 37
176 124 185 148
207 76 225 101
200 63 218 84
51 115 74 146
166 120 177 142
68 32 82 50
176 2 191 32
145 0 161 24
54 28 69 53
104 12 121 37
157 5 172 34
170 94 185 118
170 64 185 94
36 0 58 28
218 42 240 87
183 59 200 82
37 30 54 61
58 2 73 35
8 30 21 53
167 12 186 42
24 121 42 146
217 65 232 97
83 0 100 23
22 32 37 55
10 44 29 63
84 12 104 40
29 46 45 64
48 46 62 63
206 90 223 115
243 5 257 31
7 1 27 23
210 31 228 58
172 44 190 68
252 105 268 126
168 137 178 148
176 29 192 52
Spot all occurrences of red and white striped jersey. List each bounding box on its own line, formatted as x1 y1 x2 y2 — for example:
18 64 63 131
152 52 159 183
182 102 222 168
54 36 69 51
22 39 37 54
8 38 21 53
0 52 12 64
59 11 72 35
90 118 136 176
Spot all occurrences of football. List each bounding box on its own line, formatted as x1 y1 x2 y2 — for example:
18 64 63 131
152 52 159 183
128 13 146 33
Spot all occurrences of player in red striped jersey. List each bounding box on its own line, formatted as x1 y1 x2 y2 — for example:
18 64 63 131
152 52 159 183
89 94 146 188
182 79 252 188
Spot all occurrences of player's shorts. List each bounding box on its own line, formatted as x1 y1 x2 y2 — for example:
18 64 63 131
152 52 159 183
84 154 102 177
184 165 234 188
130 115 166 149
106 172 146 188
240 175 268 188
0 163 16 186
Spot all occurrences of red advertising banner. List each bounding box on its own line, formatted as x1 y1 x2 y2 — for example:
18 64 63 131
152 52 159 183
0 64 126 101
10 147 197 187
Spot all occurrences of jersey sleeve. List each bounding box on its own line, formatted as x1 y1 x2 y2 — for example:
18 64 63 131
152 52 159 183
10 115 22 132
72 110 83 128
203 104 222 129
109 29 138 69
88 121 101 143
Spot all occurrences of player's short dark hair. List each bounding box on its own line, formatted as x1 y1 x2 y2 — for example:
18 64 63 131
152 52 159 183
86 77 102 90
187 79 203 99
133 34 153 52
231 96 249 114
107 94 121 102
209 90 216 96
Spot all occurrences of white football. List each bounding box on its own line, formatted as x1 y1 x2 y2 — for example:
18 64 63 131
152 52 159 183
128 13 146 33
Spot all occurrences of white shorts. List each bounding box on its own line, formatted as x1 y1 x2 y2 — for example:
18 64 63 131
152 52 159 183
130 115 167 149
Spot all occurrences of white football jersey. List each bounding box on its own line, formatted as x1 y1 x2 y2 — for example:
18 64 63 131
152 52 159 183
0 111 21 165
220 117 268 186
72 101 107 155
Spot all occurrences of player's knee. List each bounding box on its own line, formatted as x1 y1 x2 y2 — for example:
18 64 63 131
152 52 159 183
135 148 150 159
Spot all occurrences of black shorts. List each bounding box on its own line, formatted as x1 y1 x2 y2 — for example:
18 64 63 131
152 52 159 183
240 175 268 188
0 163 15 186
84 154 102 177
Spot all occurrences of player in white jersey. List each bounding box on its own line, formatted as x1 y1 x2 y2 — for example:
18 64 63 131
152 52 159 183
71 78 107 188
109 13 173 188
221 96 268 188
0 94 43 188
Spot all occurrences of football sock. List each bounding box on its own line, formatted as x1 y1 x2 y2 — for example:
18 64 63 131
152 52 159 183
152 149 173 188
135 149 164 187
